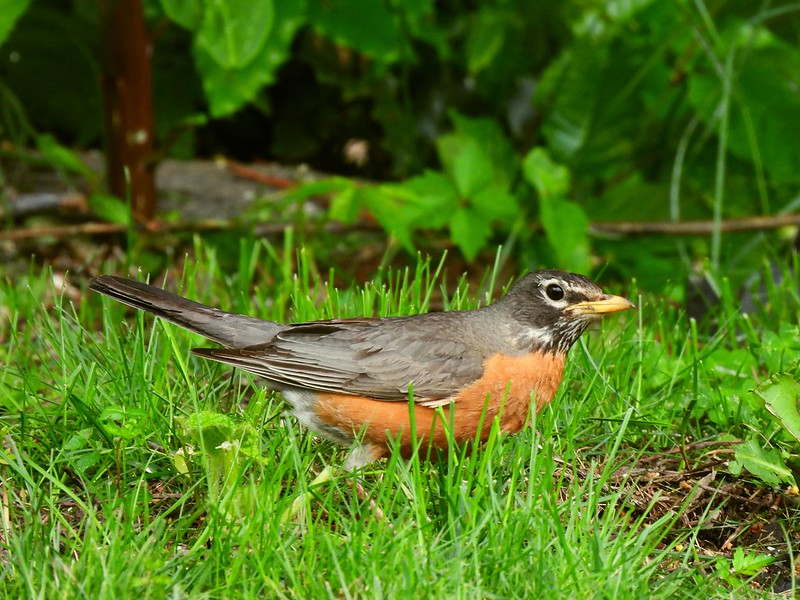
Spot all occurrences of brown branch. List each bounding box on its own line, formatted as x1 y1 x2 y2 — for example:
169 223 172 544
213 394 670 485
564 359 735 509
591 213 800 236
0 219 376 242
2 212 798 242
226 162 298 189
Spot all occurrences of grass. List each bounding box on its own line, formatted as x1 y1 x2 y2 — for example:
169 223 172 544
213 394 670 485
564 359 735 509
1 240 798 598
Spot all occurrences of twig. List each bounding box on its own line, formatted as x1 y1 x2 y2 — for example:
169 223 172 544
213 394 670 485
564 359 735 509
0 219 376 241
226 161 298 189
590 213 800 236
3 213 798 242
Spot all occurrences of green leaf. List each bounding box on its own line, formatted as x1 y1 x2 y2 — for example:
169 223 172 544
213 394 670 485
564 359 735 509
88 193 131 226
179 411 260 459
64 429 93 451
522 147 571 199
449 113 519 189
363 185 424 251
471 187 518 221
731 547 774 576
0 0 31 47
449 208 493 262
400 171 459 229
284 177 352 205
540 199 590 273
732 437 794 486
196 0 305 116
74 452 102 472
307 0 400 61
160 0 202 30
757 374 800 444
172 447 195 475
523 148 589 272
437 135 493 198
537 47 599 159
465 9 507 74
36 134 95 181
197 0 274 69
329 185 361 224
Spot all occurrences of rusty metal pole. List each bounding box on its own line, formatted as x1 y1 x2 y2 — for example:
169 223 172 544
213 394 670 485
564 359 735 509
97 0 156 223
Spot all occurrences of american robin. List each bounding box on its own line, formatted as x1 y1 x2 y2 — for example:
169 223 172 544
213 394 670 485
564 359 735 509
90 270 633 469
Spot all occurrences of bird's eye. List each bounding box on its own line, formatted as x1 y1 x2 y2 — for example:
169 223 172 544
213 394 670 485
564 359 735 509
545 283 564 301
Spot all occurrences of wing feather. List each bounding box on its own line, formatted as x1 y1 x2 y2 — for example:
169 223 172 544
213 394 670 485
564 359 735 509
191 313 492 401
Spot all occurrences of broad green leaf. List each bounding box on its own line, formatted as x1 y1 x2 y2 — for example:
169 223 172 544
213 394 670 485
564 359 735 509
732 437 794 486
0 0 31 47
522 147 571 199
74 453 103 472
540 198 591 273
363 185 424 251
402 169 456 201
449 113 519 188
160 0 202 30
524 147 589 272
197 0 274 69
402 0 447 57
308 0 400 61
449 208 493 262
172 447 194 475
757 374 800 444
196 0 305 116
179 411 260 459
401 170 459 229
437 135 493 198
471 187 518 221
434 134 465 184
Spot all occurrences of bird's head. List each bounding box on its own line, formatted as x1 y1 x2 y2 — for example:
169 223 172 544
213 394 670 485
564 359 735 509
499 270 634 354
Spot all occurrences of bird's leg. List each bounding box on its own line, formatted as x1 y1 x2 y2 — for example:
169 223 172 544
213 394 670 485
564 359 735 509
344 443 389 522
353 478 387 523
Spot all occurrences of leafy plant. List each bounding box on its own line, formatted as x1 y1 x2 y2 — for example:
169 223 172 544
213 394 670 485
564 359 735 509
4 1 800 276
522 147 590 273
163 0 306 118
305 113 522 261
759 374 800 444
177 410 262 514
0 0 31 48
713 547 775 588
728 436 794 487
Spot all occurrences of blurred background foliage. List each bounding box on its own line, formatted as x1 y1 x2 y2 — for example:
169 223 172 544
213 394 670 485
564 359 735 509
1 0 799 291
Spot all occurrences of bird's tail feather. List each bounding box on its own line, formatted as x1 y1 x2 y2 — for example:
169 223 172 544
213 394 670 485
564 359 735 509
89 275 282 348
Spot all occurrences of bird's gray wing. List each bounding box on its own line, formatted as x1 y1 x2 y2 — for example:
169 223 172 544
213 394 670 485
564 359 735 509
191 313 490 401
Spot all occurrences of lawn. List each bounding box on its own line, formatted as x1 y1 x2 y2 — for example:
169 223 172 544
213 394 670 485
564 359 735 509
1 242 798 598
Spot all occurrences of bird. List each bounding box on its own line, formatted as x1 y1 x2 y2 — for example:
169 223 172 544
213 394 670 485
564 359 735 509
89 270 634 470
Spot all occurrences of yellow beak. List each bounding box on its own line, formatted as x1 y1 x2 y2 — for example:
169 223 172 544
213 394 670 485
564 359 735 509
565 294 635 316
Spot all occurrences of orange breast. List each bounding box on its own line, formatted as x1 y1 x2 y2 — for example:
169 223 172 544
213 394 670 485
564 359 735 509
313 351 566 459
